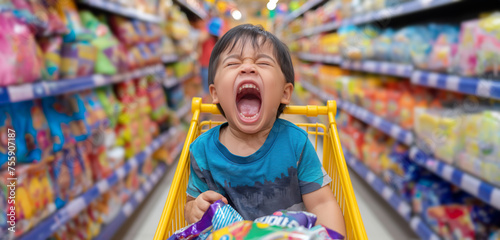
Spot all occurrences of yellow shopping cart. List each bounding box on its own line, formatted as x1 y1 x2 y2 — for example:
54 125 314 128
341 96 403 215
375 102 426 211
154 97 367 240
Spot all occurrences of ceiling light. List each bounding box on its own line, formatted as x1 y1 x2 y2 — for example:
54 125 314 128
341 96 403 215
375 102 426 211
231 9 242 20
267 1 276 10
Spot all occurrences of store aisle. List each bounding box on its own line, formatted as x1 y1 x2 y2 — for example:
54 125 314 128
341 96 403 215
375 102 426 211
349 169 418 240
114 160 179 240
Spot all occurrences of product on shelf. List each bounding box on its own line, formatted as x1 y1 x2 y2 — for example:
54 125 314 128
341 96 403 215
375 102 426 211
39 36 63 81
60 41 98 78
0 12 43 86
80 10 122 75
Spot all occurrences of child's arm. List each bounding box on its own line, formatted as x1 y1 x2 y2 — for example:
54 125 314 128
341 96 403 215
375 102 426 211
185 190 228 224
303 186 346 236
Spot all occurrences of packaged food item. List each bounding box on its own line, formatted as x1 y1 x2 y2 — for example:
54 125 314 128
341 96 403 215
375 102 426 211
109 16 139 47
96 85 123 129
79 10 121 75
208 221 344 240
6 100 52 164
476 12 500 78
1 163 56 236
39 36 63 81
0 12 42 86
56 0 93 43
168 200 243 240
42 95 89 152
60 42 97 79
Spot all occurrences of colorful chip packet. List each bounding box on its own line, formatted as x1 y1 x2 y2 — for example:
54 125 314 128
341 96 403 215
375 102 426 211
168 200 344 240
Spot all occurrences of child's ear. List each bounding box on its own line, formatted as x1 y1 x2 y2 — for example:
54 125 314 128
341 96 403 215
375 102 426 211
209 84 219 104
280 83 294 104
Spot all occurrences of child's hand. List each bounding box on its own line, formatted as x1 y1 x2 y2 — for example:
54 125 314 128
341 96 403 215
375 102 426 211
185 191 228 224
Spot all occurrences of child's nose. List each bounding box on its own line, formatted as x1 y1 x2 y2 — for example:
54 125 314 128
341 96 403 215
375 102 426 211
240 63 257 74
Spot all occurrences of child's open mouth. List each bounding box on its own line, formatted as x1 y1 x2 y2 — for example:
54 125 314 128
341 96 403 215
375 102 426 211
236 82 261 122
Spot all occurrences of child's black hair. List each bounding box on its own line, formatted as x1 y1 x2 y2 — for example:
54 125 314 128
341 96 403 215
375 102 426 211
208 24 295 119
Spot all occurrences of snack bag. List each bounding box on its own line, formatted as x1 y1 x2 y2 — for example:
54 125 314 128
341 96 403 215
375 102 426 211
476 13 500 78
55 0 93 43
109 16 139 46
96 85 123 129
0 12 42 86
6 100 52 164
79 11 121 75
168 200 243 240
60 42 97 79
209 221 344 240
42 95 89 153
39 36 63 81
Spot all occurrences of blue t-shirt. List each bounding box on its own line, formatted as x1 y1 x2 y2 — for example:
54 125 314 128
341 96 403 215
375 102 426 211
187 118 332 220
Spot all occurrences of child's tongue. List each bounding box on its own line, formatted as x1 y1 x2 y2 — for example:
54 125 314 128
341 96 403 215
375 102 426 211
237 97 261 117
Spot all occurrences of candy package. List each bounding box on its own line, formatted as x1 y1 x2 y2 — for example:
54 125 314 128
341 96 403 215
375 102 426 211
39 36 63 81
7 100 52 164
0 12 42 86
96 85 123 129
56 0 93 43
168 200 243 240
42 95 89 153
60 42 97 79
79 11 121 75
209 221 344 240
476 12 500 78
109 16 139 47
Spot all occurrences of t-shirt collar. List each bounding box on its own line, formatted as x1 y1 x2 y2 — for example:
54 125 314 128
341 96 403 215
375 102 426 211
214 120 281 164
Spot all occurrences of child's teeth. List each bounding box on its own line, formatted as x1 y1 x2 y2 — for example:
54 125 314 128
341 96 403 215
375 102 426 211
238 84 260 93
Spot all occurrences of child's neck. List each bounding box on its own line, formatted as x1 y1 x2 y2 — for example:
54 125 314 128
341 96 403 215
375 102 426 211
219 124 273 157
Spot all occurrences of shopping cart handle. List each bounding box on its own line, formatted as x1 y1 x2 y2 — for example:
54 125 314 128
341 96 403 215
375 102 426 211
191 97 337 117
284 100 337 117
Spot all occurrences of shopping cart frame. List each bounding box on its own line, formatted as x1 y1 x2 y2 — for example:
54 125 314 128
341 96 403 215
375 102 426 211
154 97 367 240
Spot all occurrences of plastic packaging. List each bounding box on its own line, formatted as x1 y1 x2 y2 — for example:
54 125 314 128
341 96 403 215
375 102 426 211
168 200 243 240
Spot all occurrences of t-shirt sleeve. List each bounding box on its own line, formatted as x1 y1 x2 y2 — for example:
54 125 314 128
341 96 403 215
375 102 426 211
297 137 332 194
186 151 209 198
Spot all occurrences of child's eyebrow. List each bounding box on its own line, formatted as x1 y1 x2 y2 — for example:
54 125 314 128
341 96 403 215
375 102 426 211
222 54 240 64
256 54 276 63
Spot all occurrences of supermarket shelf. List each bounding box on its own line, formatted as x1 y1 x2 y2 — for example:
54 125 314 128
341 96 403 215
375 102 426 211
301 81 414 145
0 64 163 105
342 60 413 78
411 70 500 100
302 21 341 37
79 0 162 23
175 0 207 19
163 73 194 89
162 54 179 64
94 163 167 240
176 101 191 119
297 53 500 100
409 147 500 210
297 52 342 65
344 150 440 240
283 0 325 24
18 129 175 240
296 0 460 38
342 0 460 26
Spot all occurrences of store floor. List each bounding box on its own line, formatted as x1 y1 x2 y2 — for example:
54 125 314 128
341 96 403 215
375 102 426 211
115 114 419 240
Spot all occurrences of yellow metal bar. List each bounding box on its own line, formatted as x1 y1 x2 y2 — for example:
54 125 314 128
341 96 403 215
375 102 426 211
154 98 203 240
326 100 368 240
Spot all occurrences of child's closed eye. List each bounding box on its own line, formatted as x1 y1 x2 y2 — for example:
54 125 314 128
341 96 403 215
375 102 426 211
226 62 240 67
